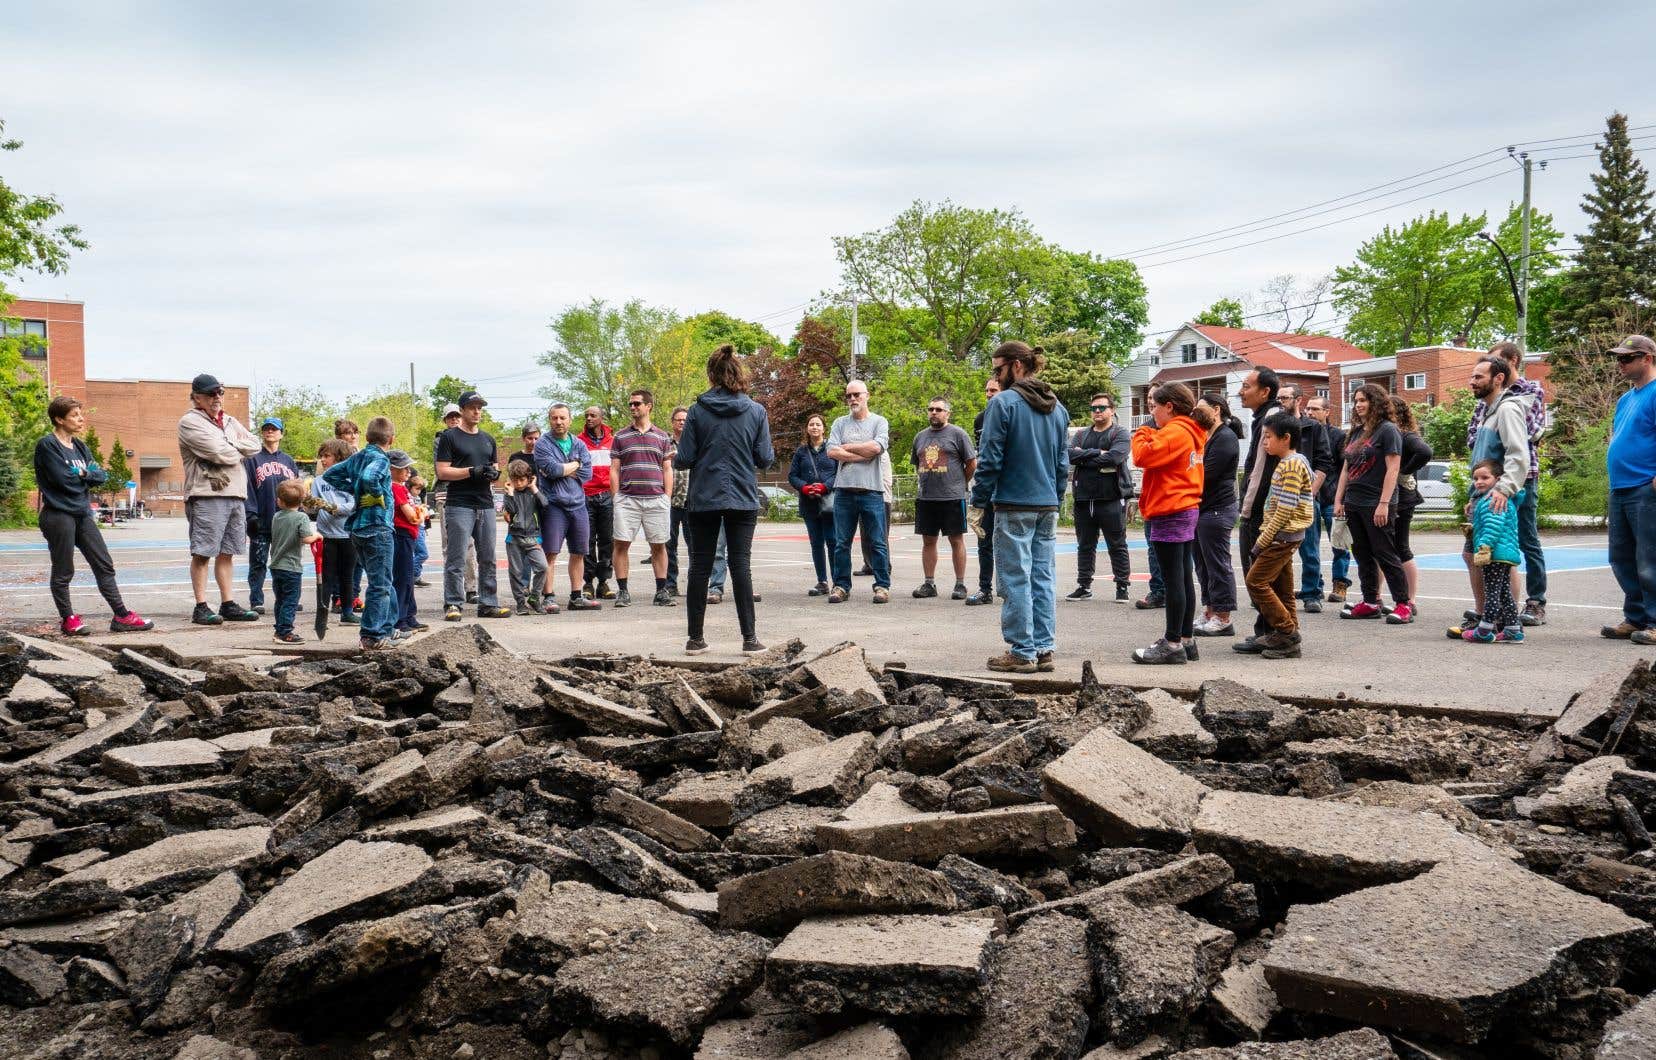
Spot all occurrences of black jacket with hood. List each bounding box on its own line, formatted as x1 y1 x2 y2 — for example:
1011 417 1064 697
673 387 775 512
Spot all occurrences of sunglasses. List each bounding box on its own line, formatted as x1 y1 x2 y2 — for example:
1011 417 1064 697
1090 405 1111 412
1618 353 1646 364
627 400 646 407
927 407 947 413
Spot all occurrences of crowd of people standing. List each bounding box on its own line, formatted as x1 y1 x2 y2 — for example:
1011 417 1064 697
26 334 1656 669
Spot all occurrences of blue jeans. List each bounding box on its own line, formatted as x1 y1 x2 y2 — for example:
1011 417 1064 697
1610 485 1656 628
247 534 270 607
352 529 397 640
272 569 301 636
1144 524 1164 597
1517 482 1545 604
803 503 835 584
832 490 890 591
996 510 1057 659
1299 498 1350 598
709 527 728 593
413 524 429 580
394 531 418 630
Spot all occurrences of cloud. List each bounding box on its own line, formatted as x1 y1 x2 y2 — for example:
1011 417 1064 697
1 0 1642 404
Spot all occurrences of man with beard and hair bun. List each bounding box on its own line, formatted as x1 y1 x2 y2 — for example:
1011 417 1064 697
970 341 1070 674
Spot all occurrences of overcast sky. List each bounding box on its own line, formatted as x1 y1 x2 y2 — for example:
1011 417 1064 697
4 0 1649 420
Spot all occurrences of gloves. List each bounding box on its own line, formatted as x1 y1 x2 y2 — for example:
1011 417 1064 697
205 467 231 492
471 465 501 482
245 513 261 538
1473 544 1493 567
969 506 986 539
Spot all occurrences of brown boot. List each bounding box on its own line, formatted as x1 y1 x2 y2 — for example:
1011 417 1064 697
986 651 1037 674
1326 579 1350 604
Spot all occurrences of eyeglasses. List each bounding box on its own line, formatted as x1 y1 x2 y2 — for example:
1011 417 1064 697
1090 405 1111 412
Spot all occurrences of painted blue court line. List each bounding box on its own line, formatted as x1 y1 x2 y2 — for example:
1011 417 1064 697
1414 545 1608 573
0 538 184 552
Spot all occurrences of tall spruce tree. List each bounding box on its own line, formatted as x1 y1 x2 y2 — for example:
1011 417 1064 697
1552 113 1656 341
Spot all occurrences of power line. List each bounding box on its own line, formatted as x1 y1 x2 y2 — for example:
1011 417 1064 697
1135 169 1511 270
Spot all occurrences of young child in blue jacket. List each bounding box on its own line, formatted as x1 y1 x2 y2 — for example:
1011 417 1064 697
1462 458 1525 644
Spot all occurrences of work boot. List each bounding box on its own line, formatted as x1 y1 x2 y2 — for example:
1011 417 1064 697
809 582 830 596
986 651 1037 674
1135 594 1165 610
1326 579 1350 604
444 605 463 622
1036 651 1056 672
1232 635 1266 654
597 581 616 600
1603 621 1639 640
1260 632 1302 659
1520 601 1547 626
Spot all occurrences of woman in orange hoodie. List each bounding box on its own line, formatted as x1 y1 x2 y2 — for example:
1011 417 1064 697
1130 382 1208 664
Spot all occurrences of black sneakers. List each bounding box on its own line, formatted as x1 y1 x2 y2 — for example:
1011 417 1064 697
219 601 259 622
1065 587 1093 602
191 602 223 626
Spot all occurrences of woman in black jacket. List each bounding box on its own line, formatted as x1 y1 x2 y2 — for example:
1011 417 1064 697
32 396 153 636
1389 395 1434 606
788 413 837 596
1191 392 1241 637
674 344 775 656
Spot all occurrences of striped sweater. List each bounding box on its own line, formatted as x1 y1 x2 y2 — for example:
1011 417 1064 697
1256 452 1316 547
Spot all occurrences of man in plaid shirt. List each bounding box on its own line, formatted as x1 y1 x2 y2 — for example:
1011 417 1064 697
1466 341 1547 625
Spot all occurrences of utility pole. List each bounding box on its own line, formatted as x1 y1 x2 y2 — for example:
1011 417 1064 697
1518 151 1532 356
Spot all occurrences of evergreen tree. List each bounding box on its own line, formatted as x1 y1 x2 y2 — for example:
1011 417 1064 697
82 426 106 469
106 438 133 491
1552 113 1656 341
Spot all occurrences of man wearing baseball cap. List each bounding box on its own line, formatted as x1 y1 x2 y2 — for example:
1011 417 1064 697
435 390 510 620
432 402 477 602
1605 335 1656 643
176 373 261 624
243 414 299 615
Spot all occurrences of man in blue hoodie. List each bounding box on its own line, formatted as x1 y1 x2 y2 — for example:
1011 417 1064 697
970 340 1070 674
243 417 299 615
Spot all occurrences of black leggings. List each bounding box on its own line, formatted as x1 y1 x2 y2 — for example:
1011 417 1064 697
1392 494 1420 562
322 536 357 618
687 508 758 640
1347 504 1411 605
39 508 128 620
1151 538 1197 643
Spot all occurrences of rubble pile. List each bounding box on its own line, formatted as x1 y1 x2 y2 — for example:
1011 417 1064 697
2 628 1656 1059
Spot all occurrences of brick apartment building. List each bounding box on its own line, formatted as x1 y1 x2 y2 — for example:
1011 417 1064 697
1327 343 1552 428
7 296 251 514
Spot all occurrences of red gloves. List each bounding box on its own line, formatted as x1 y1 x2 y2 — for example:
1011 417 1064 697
802 482 827 497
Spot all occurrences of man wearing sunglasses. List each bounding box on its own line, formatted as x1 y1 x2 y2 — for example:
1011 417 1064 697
826 379 892 603
177 373 262 625
910 396 976 600
1067 393 1132 603
1605 335 1656 643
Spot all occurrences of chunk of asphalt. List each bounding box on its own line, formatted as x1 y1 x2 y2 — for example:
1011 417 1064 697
765 914 996 1016
718 851 956 933
924 912 1091 1059
1041 726 1208 850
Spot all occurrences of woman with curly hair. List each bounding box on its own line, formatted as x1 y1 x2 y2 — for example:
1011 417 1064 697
1334 384 1414 623
1388 394 1434 605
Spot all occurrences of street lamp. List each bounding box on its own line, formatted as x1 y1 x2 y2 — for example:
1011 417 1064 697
1478 230 1524 332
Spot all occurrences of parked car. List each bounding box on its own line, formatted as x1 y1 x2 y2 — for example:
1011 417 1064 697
758 484 795 518
1416 460 1453 512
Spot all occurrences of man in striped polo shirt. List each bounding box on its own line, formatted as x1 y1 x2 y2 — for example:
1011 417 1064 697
610 388 677 608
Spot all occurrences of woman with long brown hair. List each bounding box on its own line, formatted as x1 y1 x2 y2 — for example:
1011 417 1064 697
1130 382 1207 664
1191 391 1241 636
673 344 775 655
787 413 837 595
1333 383 1414 623
1389 394 1435 605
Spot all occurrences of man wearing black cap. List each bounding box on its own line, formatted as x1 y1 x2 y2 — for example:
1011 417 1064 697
1606 335 1656 644
243 415 299 615
435 390 510 620
176 374 261 625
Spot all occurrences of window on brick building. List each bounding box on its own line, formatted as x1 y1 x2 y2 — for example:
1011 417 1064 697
1404 372 1426 390
2 319 46 358
1316 387 1329 399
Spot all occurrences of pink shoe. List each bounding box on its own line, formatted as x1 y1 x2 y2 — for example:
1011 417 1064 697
1385 602 1416 625
60 614 89 637
1340 601 1382 620
109 611 155 633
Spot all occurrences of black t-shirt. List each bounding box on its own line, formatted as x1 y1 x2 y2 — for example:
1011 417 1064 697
1342 421 1402 508
435 427 499 509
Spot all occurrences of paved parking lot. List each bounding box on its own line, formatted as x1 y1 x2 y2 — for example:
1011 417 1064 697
0 517 1635 722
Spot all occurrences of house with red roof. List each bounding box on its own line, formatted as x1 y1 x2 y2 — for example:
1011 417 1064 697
1114 323 1372 432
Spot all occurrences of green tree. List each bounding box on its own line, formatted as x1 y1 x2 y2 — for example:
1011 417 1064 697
636 311 783 415
861 354 992 472
254 383 339 463
833 200 1063 361
1333 205 1561 357
82 426 105 469
1037 330 1117 419
426 374 473 412
1414 390 1477 462
1193 297 1246 328
0 118 84 525
540 298 679 416
105 439 133 495
1551 113 1656 342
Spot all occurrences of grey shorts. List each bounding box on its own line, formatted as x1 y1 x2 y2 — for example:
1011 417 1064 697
614 494 671 544
186 497 247 558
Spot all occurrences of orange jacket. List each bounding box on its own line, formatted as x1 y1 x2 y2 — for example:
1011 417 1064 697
1131 415 1207 519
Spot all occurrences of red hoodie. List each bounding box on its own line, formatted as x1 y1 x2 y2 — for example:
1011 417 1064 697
581 424 614 497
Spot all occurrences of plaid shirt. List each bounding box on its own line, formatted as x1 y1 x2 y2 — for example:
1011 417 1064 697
1467 378 1544 483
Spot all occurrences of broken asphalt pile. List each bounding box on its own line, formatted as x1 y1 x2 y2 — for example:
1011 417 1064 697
4 628 1656 1059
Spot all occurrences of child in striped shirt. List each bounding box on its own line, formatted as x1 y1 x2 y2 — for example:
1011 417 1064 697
1244 413 1317 659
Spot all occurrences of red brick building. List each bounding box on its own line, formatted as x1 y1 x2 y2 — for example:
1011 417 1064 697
8 296 251 513
1327 344 1552 427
